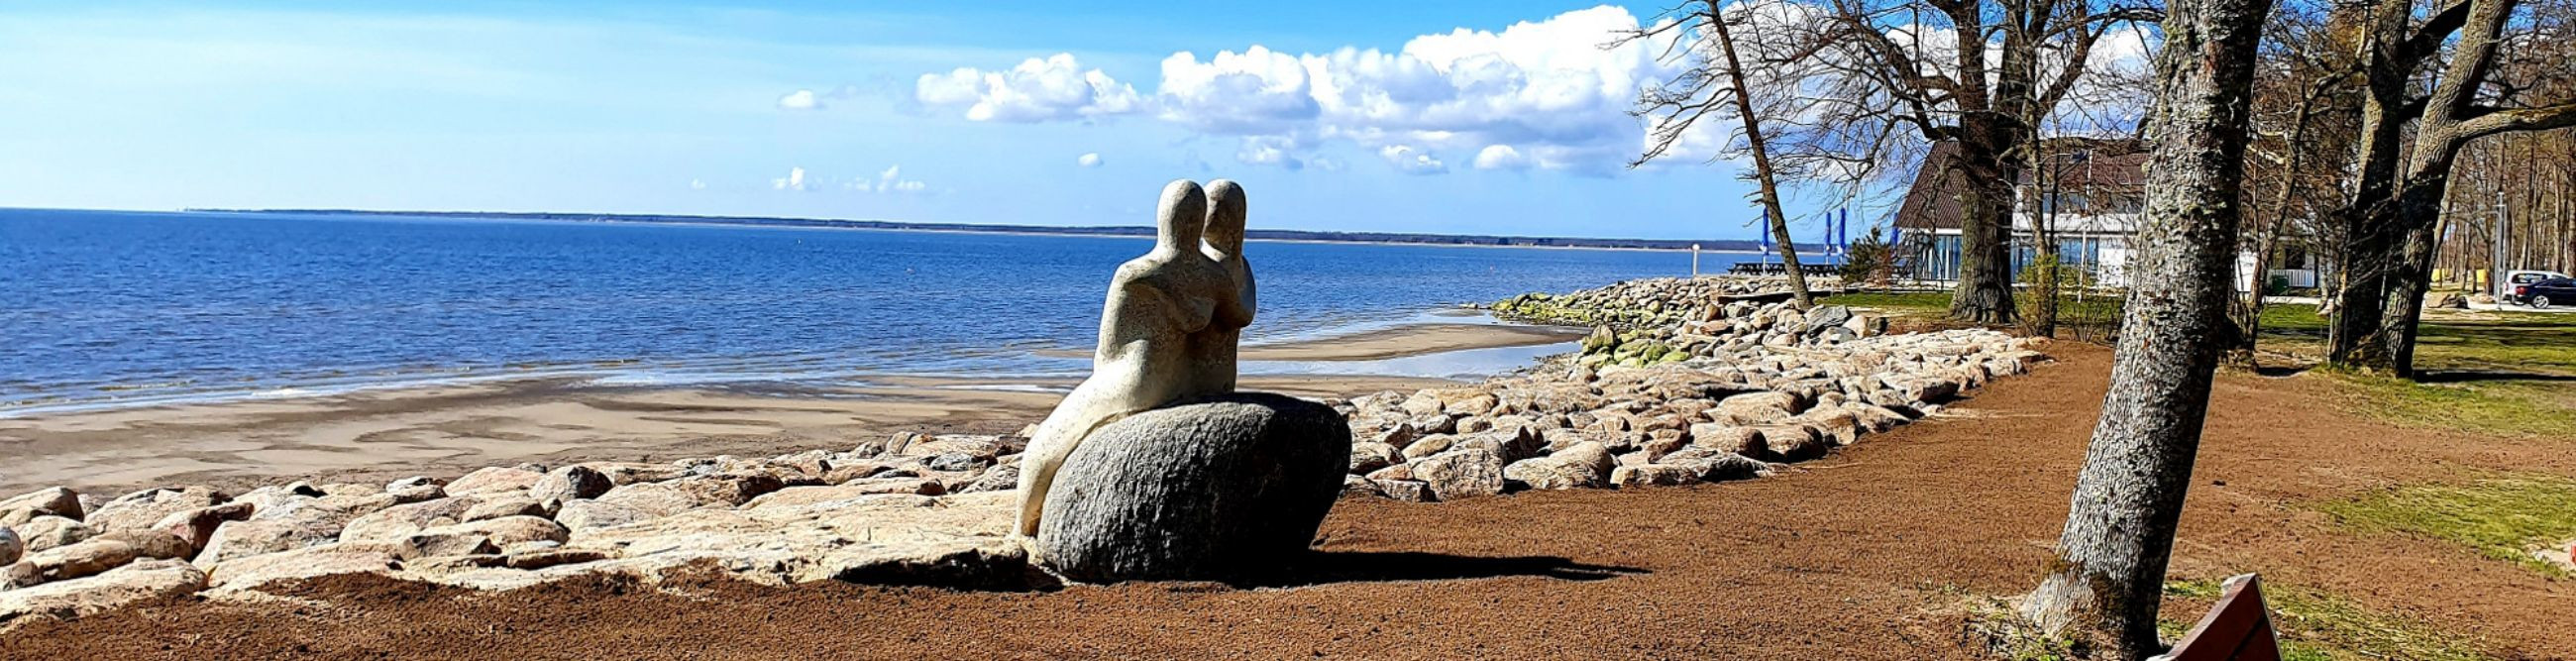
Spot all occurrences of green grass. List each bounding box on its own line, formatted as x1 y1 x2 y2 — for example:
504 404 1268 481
1819 290 1951 314
2326 373 2576 439
2316 474 2576 577
2162 579 2490 660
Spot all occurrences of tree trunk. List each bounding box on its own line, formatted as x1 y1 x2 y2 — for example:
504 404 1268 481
1951 135 2022 325
1705 5 1813 307
2021 0 2271 652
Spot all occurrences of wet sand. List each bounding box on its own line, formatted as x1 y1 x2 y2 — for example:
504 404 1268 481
0 322 1561 496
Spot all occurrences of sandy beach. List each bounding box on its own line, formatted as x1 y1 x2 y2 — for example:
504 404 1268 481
0 321 1576 496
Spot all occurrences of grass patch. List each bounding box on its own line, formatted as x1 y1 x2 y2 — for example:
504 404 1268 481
1820 290 1951 314
2326 373 2576 439
2316 474 2576 576
2162 579 2490 660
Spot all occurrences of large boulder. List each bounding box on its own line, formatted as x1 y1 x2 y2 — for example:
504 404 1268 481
83 487 226 534
0 526 19 566
0 558 205 628
1 487 83 525
1037 392 1350 584
1412 448 1507 501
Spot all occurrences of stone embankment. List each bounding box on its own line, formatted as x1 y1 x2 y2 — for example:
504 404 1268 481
0 276 2042 628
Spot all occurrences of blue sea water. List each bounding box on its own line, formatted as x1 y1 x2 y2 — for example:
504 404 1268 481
0 209 1748 412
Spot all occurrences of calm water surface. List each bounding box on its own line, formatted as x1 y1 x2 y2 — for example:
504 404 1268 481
0 210 1745 411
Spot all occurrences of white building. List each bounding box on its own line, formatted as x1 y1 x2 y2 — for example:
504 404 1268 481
1891 141 2299 292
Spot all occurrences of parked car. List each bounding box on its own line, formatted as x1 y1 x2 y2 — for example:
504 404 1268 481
2508 271 2572 305
2521 277 2576 308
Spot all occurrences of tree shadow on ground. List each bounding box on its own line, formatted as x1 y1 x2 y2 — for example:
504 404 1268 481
1239 551 1647 589
2413 371 2576 385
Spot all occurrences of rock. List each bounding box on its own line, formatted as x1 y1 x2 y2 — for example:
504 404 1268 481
1364 462 1413 482
1399 434 1457 460
1338 475 1385 499
1712 391 1801 425
1366 422 1421 448
1401 390 1447 417
554 500 657 532
1501 441 1613 490
0 527 18 566
744 481 947 510
205 543 402 593
445 467 546 496
1347 442 1405 475
1037 393 1350 584
385 482 447 504
83 487 226 534
1610 464 1701 488
1753 424 1830 461
921 452 988 473
417 516 567 549
193 516 344 565
1802 305 1853 334
1 487 83 524
393 532 499 560
1372 480 1433 502
557 492 1040 591
341 496 482 544
0 559 204 627
1657 448 1774 482
595 473 786 516
953 464 1021 495
462 494 548 521
150 502 254 552
531 465 615 506
1412 449 1506 501
228 483 324 512
11 516 93 554
17 531 189 584
1688 423 1762 455
582 462 683 486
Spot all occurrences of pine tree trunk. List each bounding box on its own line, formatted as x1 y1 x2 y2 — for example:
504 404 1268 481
2021 0 2272 652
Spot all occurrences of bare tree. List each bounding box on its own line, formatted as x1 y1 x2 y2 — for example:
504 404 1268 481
2326 0 2576 376
1631 1 1816 306
1735 0 2159 325
2022 0 2275 653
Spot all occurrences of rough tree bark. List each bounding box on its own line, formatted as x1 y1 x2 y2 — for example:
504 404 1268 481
2020 0 2273 652
1704 4 1814 307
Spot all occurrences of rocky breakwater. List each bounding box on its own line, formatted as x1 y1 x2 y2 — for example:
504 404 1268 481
1340 279 2044 502
0 433 1052 629
1486 275 1842 328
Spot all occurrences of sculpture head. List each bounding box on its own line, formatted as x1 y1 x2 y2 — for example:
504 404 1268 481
1203 179 1246 255
1155 179 1208 251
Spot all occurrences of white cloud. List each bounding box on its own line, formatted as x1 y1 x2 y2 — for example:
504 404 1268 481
1234 136 1304 169
850 165 928 193
915 54 1141 122
1077 153 1104 167
1472 144 1531 170
690 178 706 190
912 6 1685 173
772 166 808 191
777 89 821 110
1378 145 1446 174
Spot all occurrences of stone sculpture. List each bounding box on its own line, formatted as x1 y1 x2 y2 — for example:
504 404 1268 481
1014 179 1254 537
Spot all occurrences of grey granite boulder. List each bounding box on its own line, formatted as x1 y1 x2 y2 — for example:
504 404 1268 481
1037 392 1350 584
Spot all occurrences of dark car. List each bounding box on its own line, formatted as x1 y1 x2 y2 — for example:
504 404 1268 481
2519 277 2576 308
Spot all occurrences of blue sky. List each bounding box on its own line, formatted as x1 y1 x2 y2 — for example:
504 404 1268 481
0 0 1882 241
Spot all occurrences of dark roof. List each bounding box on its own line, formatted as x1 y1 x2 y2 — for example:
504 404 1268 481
1892 140 2149 232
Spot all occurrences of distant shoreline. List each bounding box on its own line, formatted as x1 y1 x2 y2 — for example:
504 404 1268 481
180 207 1771 253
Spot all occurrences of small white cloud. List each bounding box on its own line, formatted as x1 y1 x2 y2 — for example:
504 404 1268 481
1077 153 1104 167
850 165 929 193
690 178 707 190
1378 145 1446 174
1234 136 1304 169
772 166 808 191
916 54 1141 122
777 89 822 110
1473 145 1531 170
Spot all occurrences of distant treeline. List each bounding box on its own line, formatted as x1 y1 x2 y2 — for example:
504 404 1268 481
186 208 1766 252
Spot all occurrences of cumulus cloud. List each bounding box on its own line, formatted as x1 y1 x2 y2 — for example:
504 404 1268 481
912 6 1685 173
772 166 809 191
1077 153 1104 167
1234 136 1305 169
1378 145 1446 174
851 165 928 193
690 178 707 190
915 54 1142 122
1472 145 1531 170
777 89 822 110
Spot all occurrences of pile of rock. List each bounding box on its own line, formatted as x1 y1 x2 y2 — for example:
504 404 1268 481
0 432 1046 628
1329 328 2044 502
1580 300 1890 368
1486 275 1840 328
